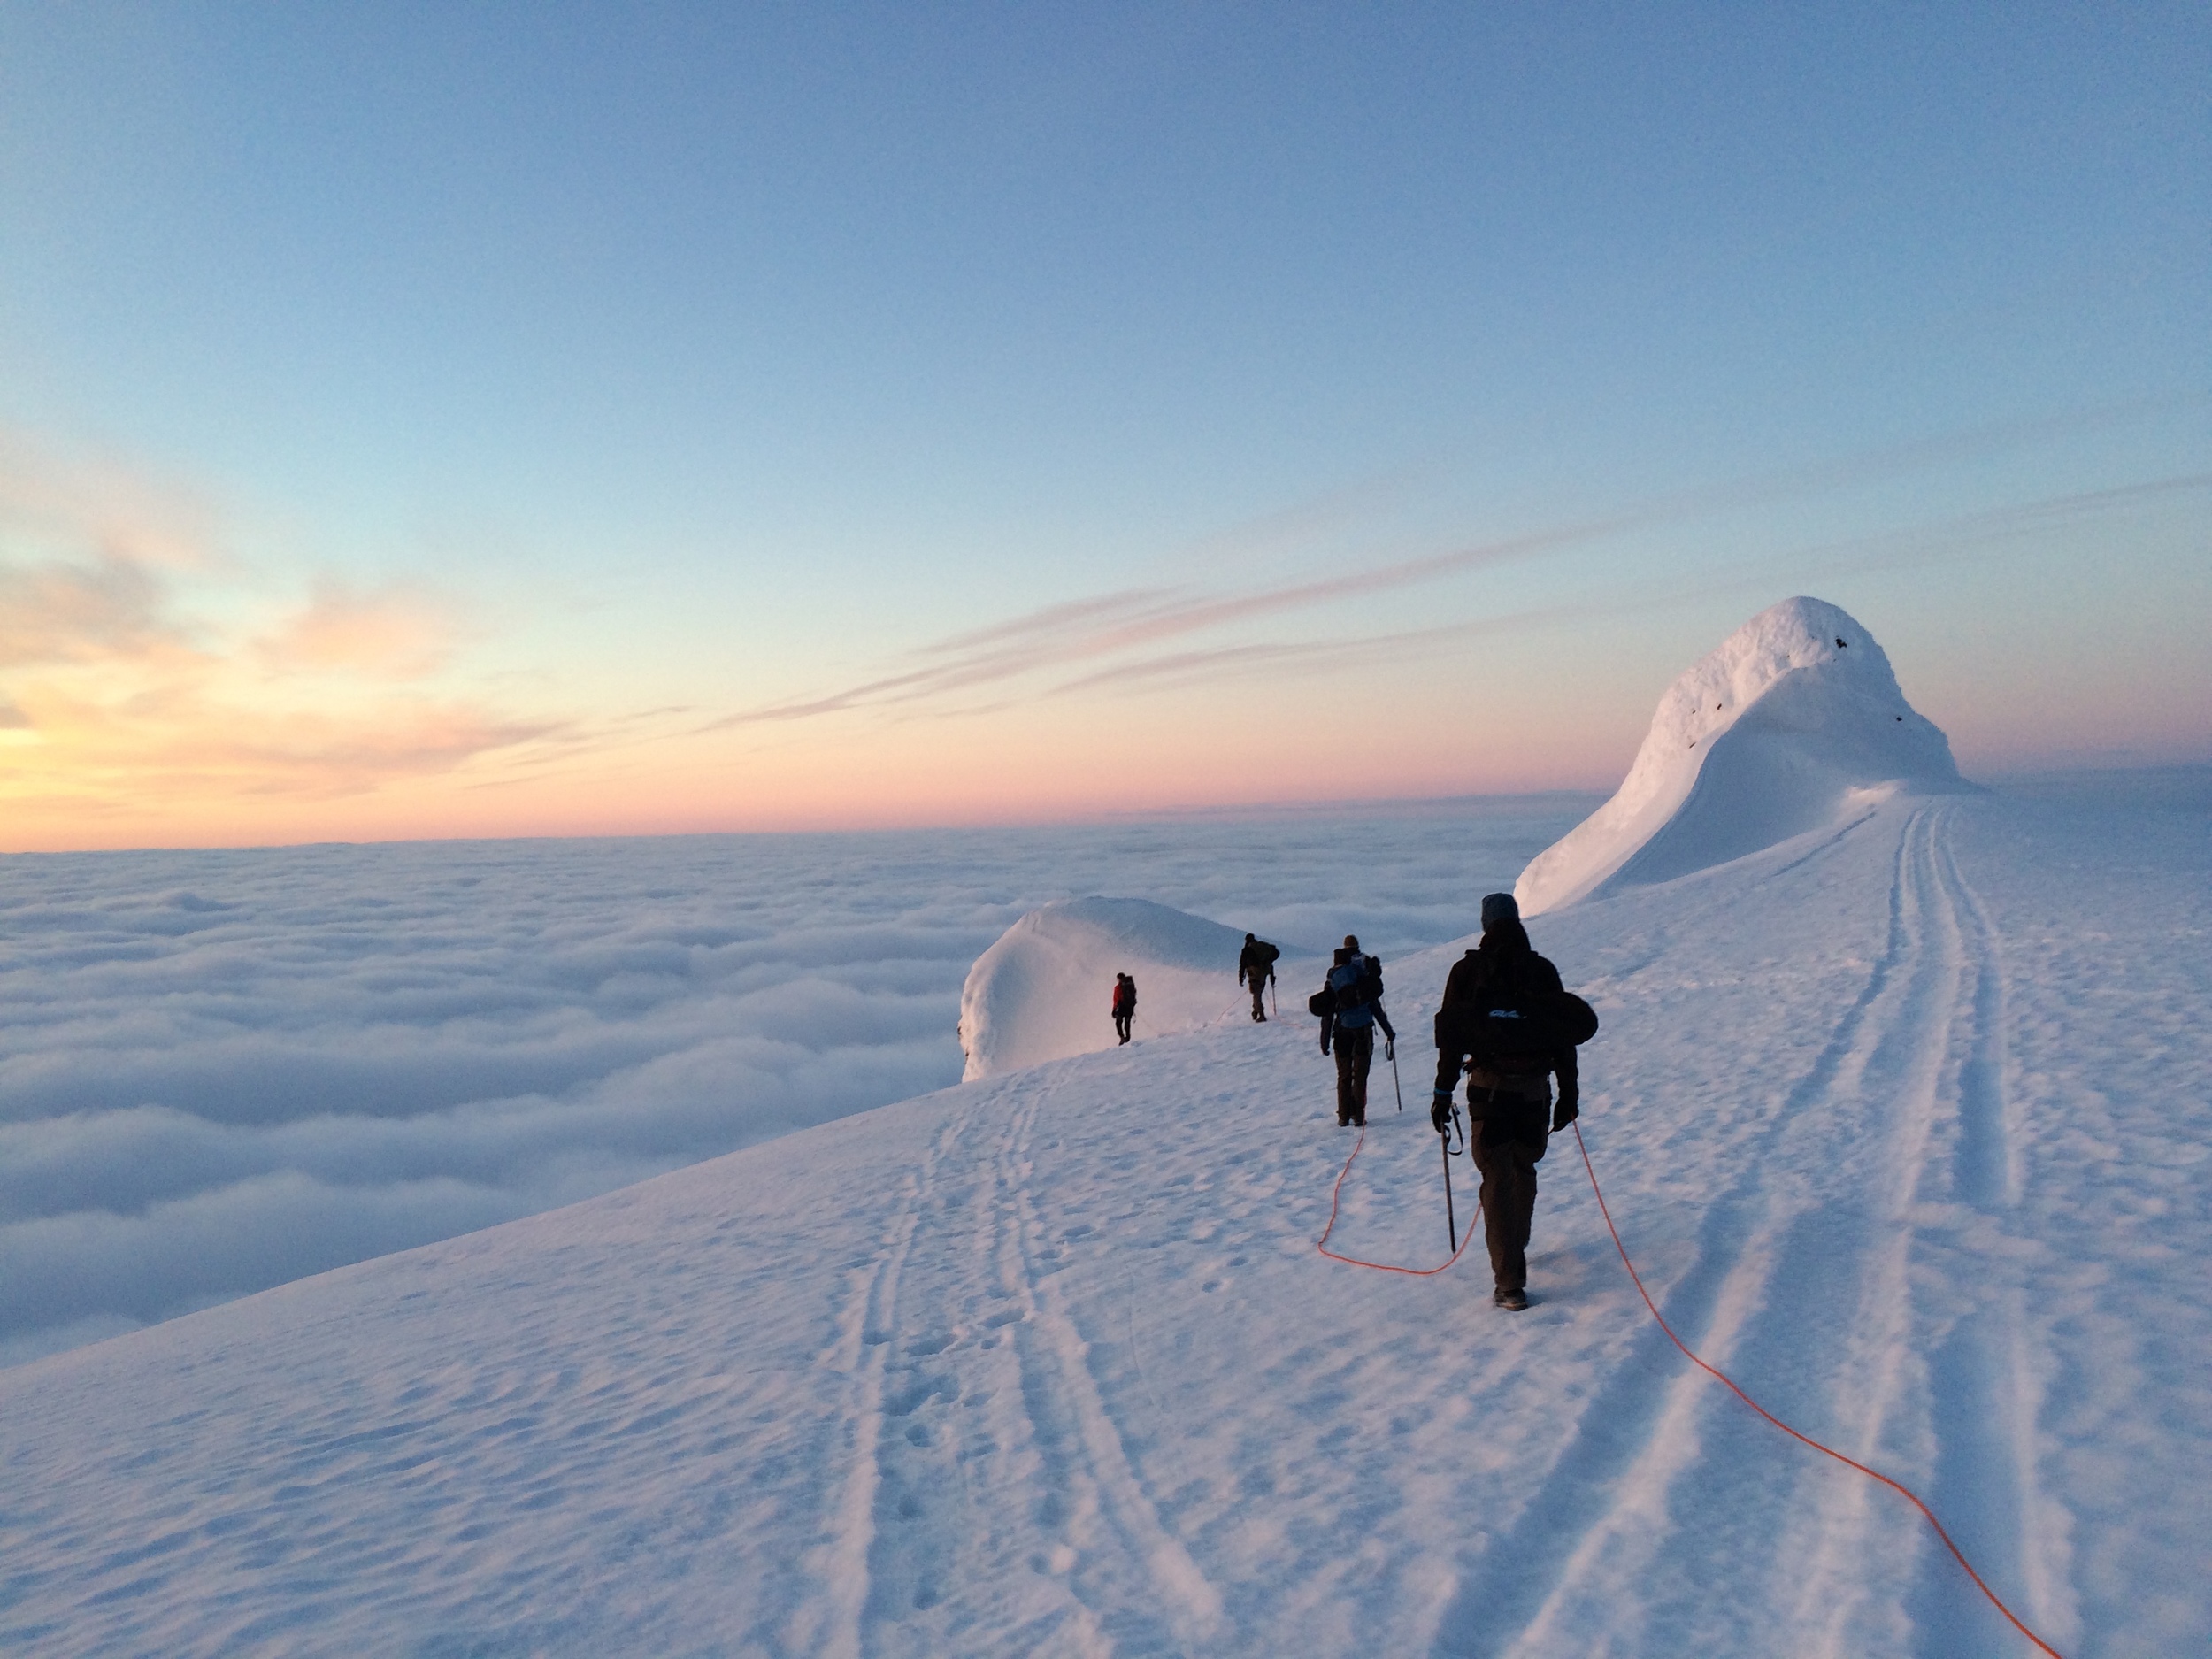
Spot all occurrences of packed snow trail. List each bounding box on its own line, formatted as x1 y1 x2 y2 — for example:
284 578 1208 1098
1428 804 2059 1659
1565 1119 2061 1658
2 787 2207 1656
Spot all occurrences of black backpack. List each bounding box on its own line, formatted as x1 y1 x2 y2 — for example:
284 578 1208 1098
1463 987 1555 1074
1439 974 1599 1075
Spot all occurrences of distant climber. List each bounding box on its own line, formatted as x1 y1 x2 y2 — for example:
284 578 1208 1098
1316 935 1394 1126
1238 933 1280 1022
1431 894 1580 1312
1111 972 1137 1045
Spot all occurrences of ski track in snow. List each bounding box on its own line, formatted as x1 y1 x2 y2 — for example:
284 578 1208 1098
2 787 2207 1656
1431 805 2071 1657
813 1103 963 1656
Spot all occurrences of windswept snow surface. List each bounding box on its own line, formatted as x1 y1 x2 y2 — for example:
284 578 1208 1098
4 776 2208 1656
1517 597 1969 915
960 897 1314 1080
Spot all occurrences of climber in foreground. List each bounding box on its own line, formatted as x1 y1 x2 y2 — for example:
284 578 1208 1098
1432 895 1580 1311
1238 933 1279 1021
1111 972 1137 1045
1316 936 1394 1127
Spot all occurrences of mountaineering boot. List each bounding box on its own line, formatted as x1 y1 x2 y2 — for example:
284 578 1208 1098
1493 1287 1529 1312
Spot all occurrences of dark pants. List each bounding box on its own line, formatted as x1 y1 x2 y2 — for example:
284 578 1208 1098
1470 1093 1548 1292
1248 977 1269 1019
1333 1025 1374 1124
1113 1011 1133 1043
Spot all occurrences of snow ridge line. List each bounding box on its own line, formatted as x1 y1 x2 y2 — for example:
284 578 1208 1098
1569 1118 2067 1659
1315 1121 1480 1276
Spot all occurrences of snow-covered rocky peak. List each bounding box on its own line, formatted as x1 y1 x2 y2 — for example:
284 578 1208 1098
1517 597 1969 914
960 897 1294 1081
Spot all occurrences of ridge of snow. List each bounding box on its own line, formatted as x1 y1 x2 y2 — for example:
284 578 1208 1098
1516 596 1970 915
959 896 1310 1080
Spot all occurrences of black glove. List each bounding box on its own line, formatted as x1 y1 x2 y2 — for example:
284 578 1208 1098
1552 1086 1579 1133
1431 1091 1454 1134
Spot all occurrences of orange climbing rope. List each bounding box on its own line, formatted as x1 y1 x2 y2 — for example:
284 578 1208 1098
1569 1122 2066 1659
1313 1121 1480 1276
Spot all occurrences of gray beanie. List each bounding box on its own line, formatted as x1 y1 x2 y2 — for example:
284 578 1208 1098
1480 892 1519 931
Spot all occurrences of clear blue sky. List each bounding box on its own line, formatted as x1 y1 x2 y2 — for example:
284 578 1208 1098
1 3 2206 846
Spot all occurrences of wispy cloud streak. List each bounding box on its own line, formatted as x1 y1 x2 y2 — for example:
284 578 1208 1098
716 402 2203 730
710 514 1635 728
952 471 2212 710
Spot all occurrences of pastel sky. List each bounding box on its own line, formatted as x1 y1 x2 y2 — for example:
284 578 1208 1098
1 3 2206 851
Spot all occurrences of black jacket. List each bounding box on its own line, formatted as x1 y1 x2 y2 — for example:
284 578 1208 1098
1431 933 1578 1098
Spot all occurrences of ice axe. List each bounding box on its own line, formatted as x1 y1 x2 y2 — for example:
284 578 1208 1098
1440 1106 1461 1253
1388 1040 1402 1111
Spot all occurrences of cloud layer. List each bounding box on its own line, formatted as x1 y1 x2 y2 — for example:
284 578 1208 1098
0 800 1591 1366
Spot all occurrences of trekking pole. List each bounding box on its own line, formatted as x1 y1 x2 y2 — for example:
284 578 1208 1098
1440 1116 1459 1254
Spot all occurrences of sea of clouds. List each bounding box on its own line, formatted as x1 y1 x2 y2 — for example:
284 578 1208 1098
0 796 1593 1367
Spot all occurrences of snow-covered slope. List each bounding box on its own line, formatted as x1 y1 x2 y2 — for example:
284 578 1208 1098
1517 597 1969 914
960 896 1307 1080
4 783 2207 1657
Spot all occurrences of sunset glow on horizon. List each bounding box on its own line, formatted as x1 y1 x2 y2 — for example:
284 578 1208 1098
3 5 2205 853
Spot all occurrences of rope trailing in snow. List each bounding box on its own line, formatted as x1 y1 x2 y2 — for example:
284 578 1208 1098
1571 1123 2067 1659
1314 1122 1480 1277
